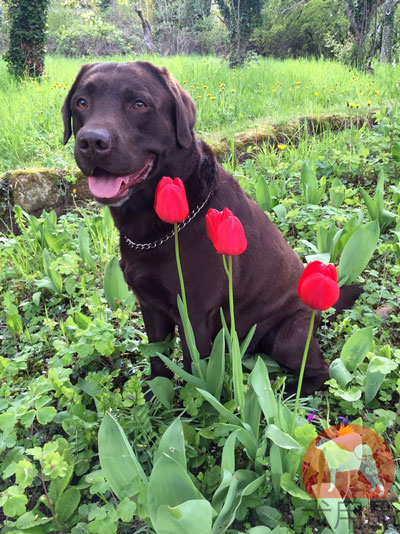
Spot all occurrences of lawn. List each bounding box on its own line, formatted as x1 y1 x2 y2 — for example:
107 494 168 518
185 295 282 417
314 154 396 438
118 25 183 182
0 54 399 533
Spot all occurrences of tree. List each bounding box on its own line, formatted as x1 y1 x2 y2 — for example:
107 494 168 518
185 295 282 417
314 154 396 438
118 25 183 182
380 0 400 62
4 0 49 77
256 0 348 59
344 0 384 66
216 0 263 66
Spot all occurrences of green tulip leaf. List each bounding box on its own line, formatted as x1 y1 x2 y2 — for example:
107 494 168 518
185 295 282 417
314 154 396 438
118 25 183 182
329 359 354 387
103 257 135 310
155 500 212 534
337 220 380 286
340 327 373 372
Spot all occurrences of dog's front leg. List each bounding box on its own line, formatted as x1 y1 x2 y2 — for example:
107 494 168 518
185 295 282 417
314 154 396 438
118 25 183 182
140 303 175 379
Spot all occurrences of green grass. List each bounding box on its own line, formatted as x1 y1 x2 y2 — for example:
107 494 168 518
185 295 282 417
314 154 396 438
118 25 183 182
1 54 400 172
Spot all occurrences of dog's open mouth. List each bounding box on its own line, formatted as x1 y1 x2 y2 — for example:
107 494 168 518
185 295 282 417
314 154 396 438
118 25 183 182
88 158 154 201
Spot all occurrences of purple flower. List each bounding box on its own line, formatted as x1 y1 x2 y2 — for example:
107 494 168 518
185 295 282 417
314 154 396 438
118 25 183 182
338 416 349 424
307 410 317 422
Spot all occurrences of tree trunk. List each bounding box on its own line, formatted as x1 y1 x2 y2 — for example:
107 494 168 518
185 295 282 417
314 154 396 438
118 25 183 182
380 0 399 62
135 6 156 53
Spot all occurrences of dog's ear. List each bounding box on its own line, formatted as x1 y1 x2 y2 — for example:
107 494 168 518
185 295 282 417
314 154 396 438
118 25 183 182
61 64 95 145
162 69 196 149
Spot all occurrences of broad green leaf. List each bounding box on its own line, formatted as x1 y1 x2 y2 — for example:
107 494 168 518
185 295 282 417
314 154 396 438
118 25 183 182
155 500 212 534
280 473 311 500
98 412 147 501
3 494 28 518
338 221 380 286
273 203 286 222
360 187 379 221
153 418 186 469
36 406 56 425
364 356 397 404
103 257 135 310
333 386 362 402
256 505 282 529
293 422 318 449
247 528 272 534
264 425 303 450
392 142 400 161
147 377 175 409
365 371 385 404
147 453 205 524
270 443 282 500
318 498 350 534
329 359 353 387
20 410 36 428
240 324 257 358
367 355 398 374
206 329 225 399
221 431 238 474
117 497 136 522
78 226 96 271
159 354 206 389
256 177 272 212
340 327 373 372
0 412 17 433
196 389 241 426
177 295 200 370
249 357 277 424
55 487 81 525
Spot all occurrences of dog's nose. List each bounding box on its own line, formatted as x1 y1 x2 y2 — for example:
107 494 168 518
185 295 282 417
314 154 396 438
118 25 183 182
77 129 112 156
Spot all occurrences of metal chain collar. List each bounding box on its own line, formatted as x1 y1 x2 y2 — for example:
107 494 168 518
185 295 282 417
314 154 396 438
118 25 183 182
124 191 212 251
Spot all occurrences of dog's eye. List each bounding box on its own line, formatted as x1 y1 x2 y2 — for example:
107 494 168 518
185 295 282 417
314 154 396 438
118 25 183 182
77 98 88 109
133 100 146 110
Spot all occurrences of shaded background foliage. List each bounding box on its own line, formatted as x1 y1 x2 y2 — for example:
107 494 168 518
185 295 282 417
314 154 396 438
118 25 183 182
3 0 400 76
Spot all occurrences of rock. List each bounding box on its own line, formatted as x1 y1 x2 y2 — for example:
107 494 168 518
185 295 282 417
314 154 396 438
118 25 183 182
0 167 90 231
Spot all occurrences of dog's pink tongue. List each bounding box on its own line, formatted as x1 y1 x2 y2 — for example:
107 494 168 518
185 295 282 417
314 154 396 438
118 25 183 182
88 176 124 198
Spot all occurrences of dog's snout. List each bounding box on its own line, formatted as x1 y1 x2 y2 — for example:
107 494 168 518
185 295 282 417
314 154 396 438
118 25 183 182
77 129 112 156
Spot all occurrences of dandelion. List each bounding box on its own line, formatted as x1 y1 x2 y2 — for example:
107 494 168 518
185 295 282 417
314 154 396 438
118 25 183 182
277 144 287 150
183 80 187 84
210 96 216 101
314 92 319 97
203 85 208 89
231 89 236 93
375 90 379 94
367 101 372 106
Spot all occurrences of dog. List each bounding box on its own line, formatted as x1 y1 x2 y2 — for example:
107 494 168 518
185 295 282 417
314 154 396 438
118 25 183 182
62 61 356 393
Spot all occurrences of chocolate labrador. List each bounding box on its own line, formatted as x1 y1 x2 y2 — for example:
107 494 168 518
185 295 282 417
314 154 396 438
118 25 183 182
62 61 355 393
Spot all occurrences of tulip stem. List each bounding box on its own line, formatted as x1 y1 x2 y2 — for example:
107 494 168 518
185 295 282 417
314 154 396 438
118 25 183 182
174 223 187 314
291 309 316 435
174 223 204 381
228 255 245 416
222 255 229 278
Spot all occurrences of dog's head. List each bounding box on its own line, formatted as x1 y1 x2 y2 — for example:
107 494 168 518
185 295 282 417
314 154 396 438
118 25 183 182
62 62 196 206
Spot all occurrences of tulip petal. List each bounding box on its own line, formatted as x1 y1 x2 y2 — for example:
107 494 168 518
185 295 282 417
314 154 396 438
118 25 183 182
298 272 340 311
154 176 189 223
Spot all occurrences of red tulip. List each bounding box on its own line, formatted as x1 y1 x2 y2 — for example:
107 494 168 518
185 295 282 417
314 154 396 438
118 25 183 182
205 207 247 255
297 261 340 311
154 177 189 223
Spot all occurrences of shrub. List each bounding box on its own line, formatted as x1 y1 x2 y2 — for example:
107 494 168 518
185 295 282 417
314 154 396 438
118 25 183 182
54 21 142 58
3 0 49 78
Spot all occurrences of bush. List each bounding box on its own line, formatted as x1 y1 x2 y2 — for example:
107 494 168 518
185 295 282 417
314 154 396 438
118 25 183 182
4 0 49 78
54 21 143 58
